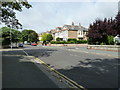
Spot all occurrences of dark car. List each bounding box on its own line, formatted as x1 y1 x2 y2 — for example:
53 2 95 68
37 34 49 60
18 43 23 47
31 43 37 46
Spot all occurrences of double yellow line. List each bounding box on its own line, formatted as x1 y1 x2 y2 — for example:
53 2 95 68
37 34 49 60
23 50 87 89
34 57 87 90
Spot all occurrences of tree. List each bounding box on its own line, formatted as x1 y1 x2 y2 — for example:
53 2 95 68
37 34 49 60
115 12 120 35
41 33 53 45
41 33 47 41
88 17 117 45
1 0 32 29
0 27 21 47
21 29 39 43
46 34 53 42
41 33 47 45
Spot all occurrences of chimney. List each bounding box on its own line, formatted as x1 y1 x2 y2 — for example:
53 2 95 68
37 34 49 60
72 22 74 26
71 22 74 29
79 23 81 28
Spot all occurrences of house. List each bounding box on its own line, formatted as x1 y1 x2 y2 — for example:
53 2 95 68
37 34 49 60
39 22 88 41
49 29 56 41
53 22 88 41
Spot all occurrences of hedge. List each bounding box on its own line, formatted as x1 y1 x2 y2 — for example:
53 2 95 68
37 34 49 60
76 40 88 44
51 40 88 44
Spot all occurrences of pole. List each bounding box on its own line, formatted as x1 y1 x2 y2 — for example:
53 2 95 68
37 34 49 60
10 29 12 49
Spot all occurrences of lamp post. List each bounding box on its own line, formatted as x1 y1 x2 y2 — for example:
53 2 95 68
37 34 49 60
10 28 12 49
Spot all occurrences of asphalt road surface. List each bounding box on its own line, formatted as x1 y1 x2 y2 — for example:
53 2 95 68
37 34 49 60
2 50 67 88
23 45 119 88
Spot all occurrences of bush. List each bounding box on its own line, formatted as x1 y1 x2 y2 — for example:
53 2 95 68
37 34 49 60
51 41 66 44
56 37 63 41
51 40 88 44
2 38 10 46
56 37 61 41
51 41 56 44
100 42 106 45
107 35 114 45
68 38 77 42
66 41 75 44
76 40 88 44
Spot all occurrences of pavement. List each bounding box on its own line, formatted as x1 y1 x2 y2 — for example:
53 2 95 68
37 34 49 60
2 50 68 88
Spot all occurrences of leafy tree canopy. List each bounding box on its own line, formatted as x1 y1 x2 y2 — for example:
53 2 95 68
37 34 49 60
41 33 47 41
21 29 39 43
41 33 53 42
88 17 117 45
0 27 21 45
1 0 32 29
46 34 53 42
115 12 120 35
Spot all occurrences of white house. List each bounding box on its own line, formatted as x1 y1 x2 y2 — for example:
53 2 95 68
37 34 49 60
54 22 88 41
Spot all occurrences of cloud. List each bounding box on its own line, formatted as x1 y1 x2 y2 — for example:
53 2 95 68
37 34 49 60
16 1 118 33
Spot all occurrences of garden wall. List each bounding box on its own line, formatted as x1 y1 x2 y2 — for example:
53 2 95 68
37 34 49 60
87 45 120 52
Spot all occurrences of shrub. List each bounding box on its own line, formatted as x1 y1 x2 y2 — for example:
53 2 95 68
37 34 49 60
76 40 88 44
67 41 75 44
51 41 56 44
68 38 77 42
106 35 114 45
51 40 88 44
100 42 106 45
51 41 66 44
56 37 61 41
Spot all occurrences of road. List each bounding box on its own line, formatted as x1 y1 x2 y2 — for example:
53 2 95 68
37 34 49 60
23 45 119 88
2 49 68 88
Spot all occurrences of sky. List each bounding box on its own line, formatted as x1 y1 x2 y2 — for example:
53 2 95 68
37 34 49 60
15 0 119 33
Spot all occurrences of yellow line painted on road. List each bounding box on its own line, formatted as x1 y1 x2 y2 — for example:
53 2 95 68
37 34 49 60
22 50 87 89
34 57 87 90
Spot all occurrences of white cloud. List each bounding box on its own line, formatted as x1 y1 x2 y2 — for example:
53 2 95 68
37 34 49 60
16 2 118 33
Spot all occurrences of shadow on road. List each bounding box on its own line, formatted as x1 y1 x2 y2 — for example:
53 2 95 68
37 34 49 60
2 53 59 88
2 50 26 56
57 58 119 88
25 49 58 58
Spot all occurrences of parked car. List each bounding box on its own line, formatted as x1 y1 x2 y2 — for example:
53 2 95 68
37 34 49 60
31 43 37 46
18 43 23 47
27 42 31 45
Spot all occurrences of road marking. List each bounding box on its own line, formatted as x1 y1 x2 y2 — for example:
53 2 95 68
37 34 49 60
68 49 118 58
22 49 86 90
0 49 23 51
34 57 86 89
2 55 23 56
23 50 29 56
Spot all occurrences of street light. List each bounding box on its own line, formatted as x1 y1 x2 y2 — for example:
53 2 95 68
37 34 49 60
10 28 12 49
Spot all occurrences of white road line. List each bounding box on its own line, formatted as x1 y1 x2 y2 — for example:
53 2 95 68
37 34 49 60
23 50 29 56
67 49 118 58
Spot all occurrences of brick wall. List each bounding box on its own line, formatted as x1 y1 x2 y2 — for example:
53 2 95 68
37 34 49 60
68 30 78 39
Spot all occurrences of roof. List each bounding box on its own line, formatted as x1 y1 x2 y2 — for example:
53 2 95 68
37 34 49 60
48 23 88 34
63 25 88 31
63 25 72 29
